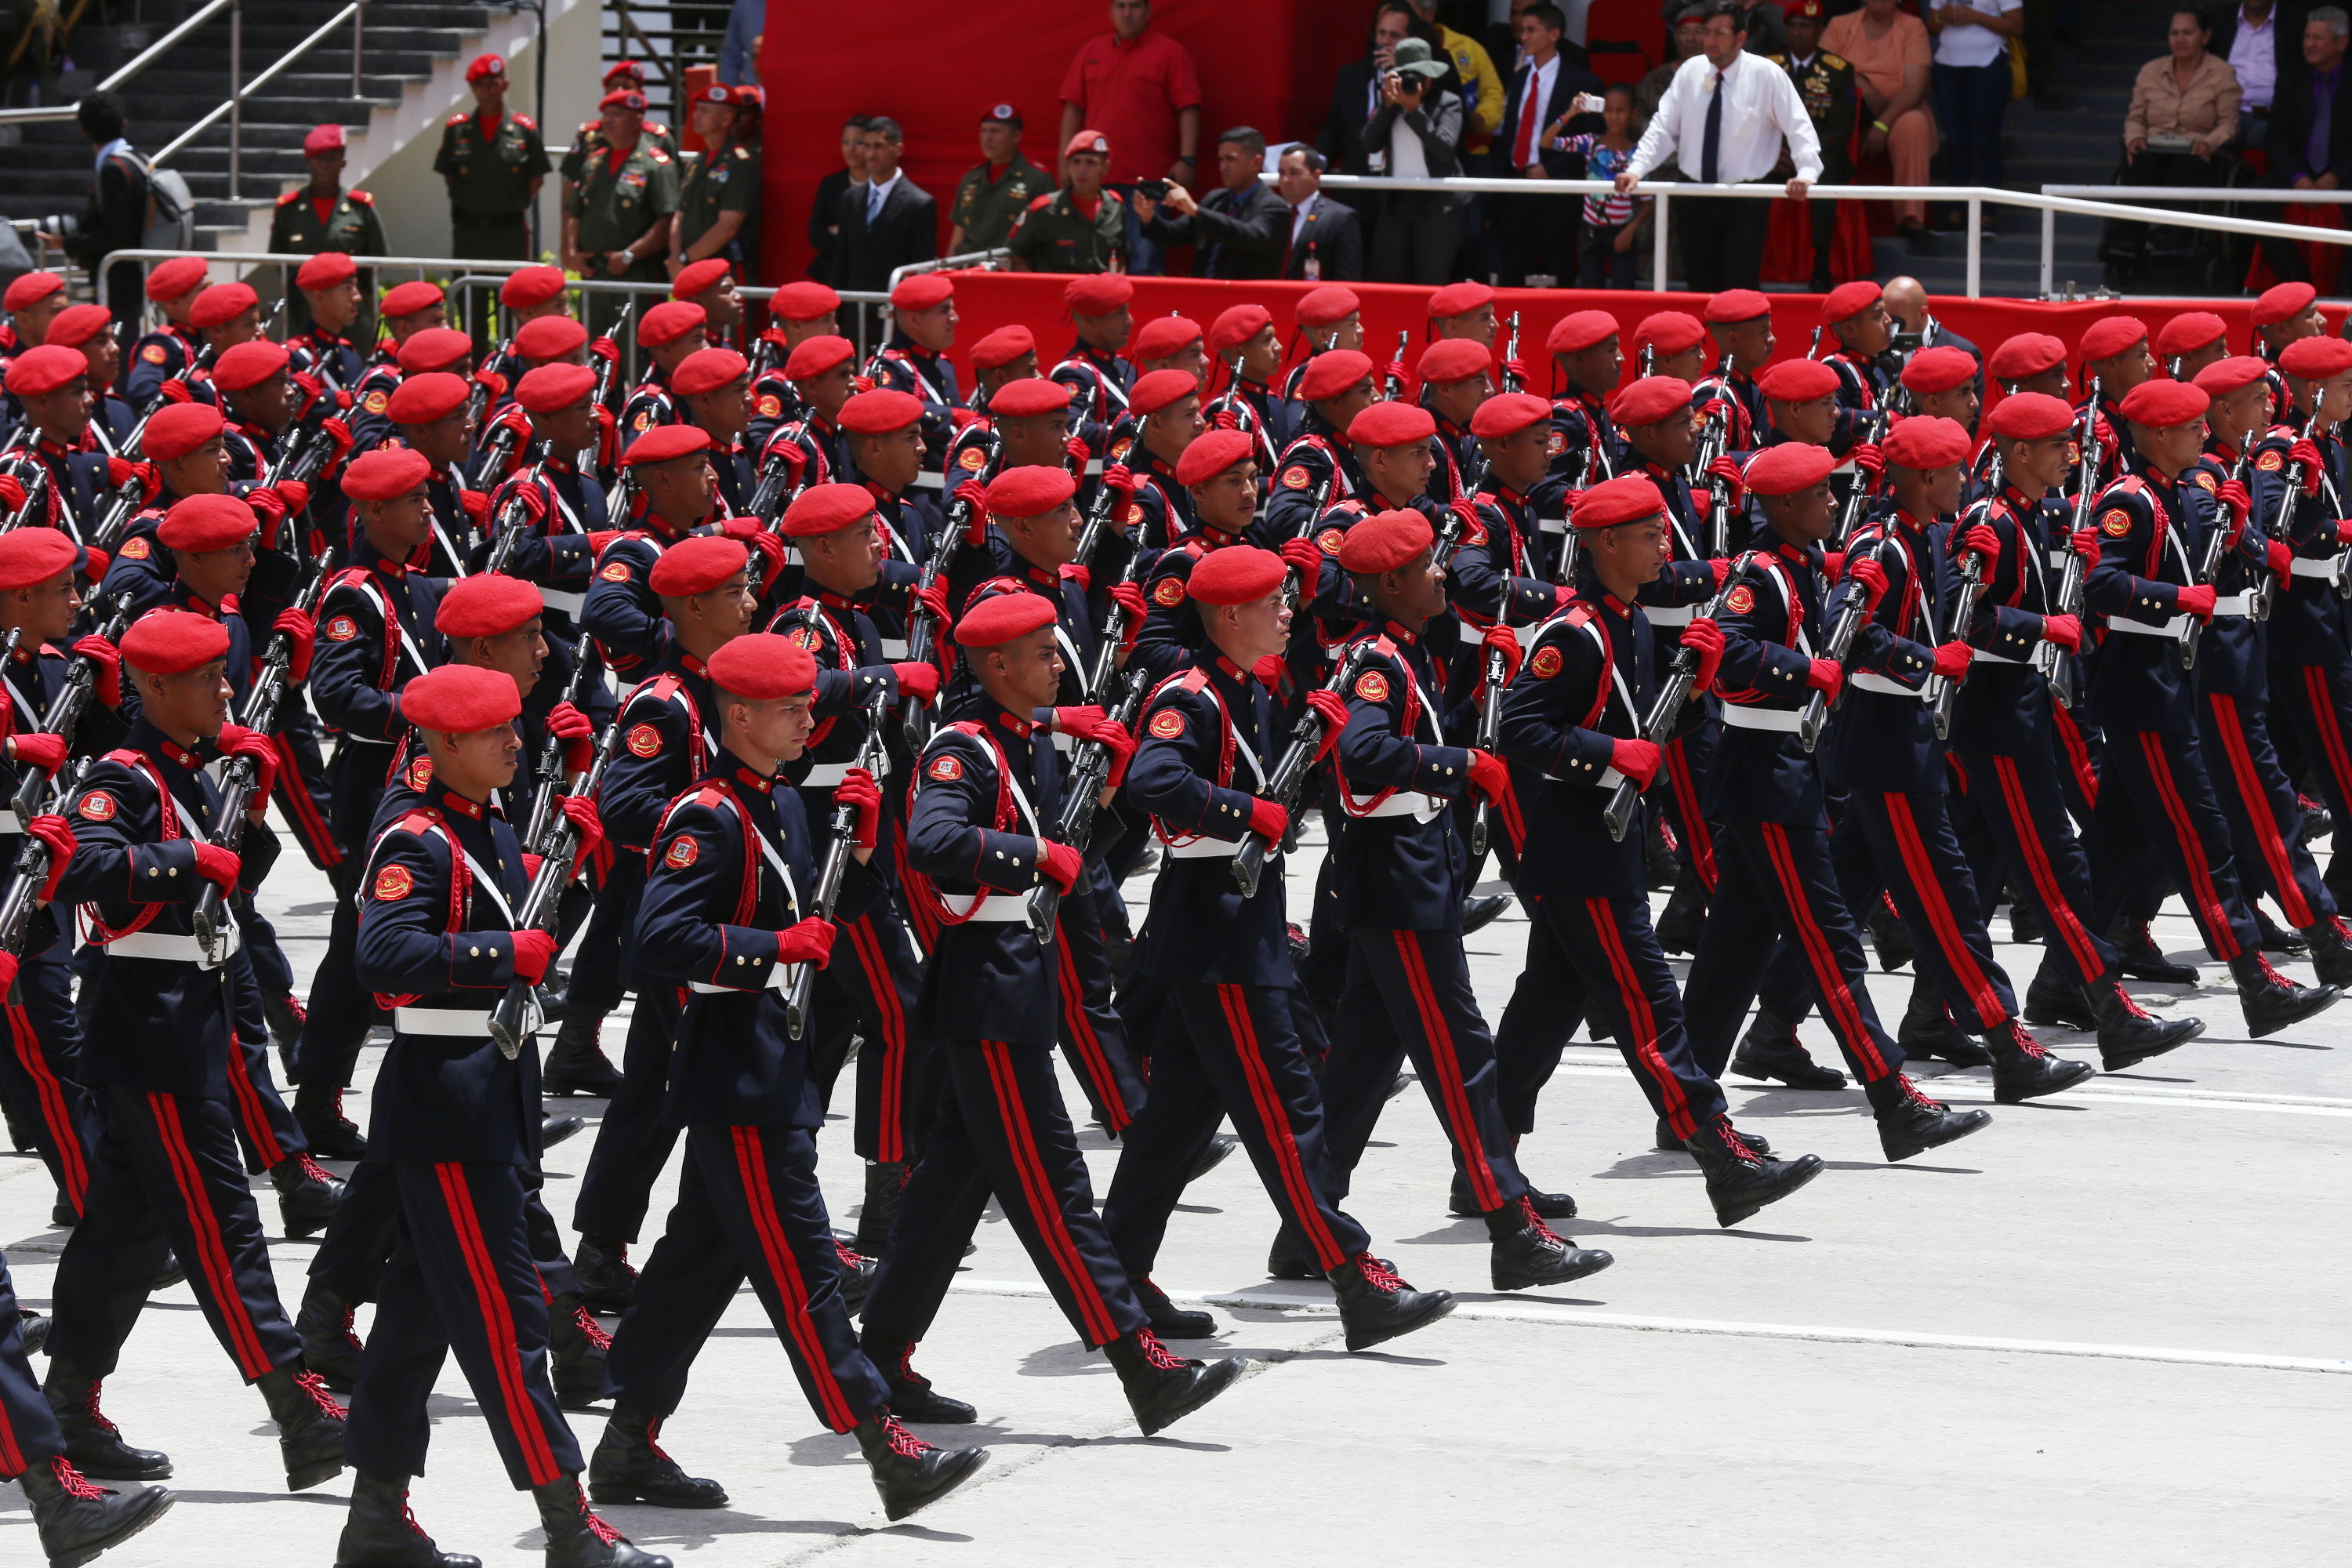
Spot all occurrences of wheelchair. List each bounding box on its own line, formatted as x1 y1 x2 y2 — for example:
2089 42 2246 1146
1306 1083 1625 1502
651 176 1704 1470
2097 139 2254 296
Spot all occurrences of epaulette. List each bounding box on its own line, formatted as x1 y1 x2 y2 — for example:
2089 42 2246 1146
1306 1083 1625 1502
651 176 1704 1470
1821 52 1849 68
649 149 671 164
349 189 373 205
394 807 441 835
578 118 600 134
514 112 536 129
448 112 469 127
276 189 301 207
1027 192 1054 212
1103 187 1125 205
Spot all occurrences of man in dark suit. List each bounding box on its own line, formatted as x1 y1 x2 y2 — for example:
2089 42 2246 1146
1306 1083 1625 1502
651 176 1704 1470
1493 4 1602 285
2209 2 2309 147
1135 126 1290 278
806 114 869 285
837 117 938 292
2259 9 2352 283
1319 2 1413 240
1275 145 1366 280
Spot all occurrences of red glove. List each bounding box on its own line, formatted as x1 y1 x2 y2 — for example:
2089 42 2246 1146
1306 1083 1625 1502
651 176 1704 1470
2268 538 2296 583
914 581 953 639
471 365 508 400
1608 737 1664 788
1247 797 1289 848
1466 748 1512 804
954 477 990 543
82 547 108 584
1280 537 1325 580
742 529 786 593
105 455 139 489
1481 622 1522 684
192 844 241 892
0 951 15 993
1822 549 1846 583
2174 583 2219 620
1065 436 1093 470
9 732 66 774
2337 520 2352 546
586 528 622 557
2291 437 2326 495
1252 654 1287 688
1849 555 1889 612
270 608 315 682
1679 615 1725 694
1806 658 1844 699
505 484 550 526
892 661 939 704
590 336 620 368
216 724 279 800
835 765 883 849
949 405 982 430
71 634 121 706
320 416 354 468
1383 361 1409 393
1038 838 1084 893
510 928 558 983
1705 454 1744 503
245 486 287 550
557 794 604 869
1307 688 1349 759
1931 641 1973 680
1102 462 1136 498
775 916 840 967
2092 414 2117 453
0 476 21 512
25 814 71 900
2217 477 2252 539
1957 521 2000 568
1060 561 1092 591
1502 358 1531 388
1449 496 1481 542
546 700 594 773
2041 613 2081 650
1094 720 1138 786
1850 441 1885 482
1211 405 1240 431
158 377 192 404
2071 526 2102 568
456 488 488 526
1051 705 1108 737
1108 579 1147 634
273 479 311 516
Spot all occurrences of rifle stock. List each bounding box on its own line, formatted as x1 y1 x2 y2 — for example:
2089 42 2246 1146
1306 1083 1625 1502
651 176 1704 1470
1603 554 1754 840
488 713 626 1057
1231 642 1370 898
784 690 891 1038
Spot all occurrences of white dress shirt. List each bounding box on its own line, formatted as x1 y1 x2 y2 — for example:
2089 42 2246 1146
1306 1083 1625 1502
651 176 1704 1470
1513 54 1560 169
1627 51 1823 186
2229 5 2278 112
1288 191 1321 250
866 171 902 223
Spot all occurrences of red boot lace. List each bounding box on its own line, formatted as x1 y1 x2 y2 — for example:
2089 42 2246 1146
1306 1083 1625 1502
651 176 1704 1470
1899 1074 1948 1112
1715 1117 1764 1163
81 1380 120 1436
1133 1327 1189 1372
295 1368 348 1419
1515 1195 1566 1245
578 1495 626 1548
295 1153 336 1185
1352 1252 1406 1293
2256 953 2298 989
336 1304 364 1353
834 1239 866 1269
2004 1021 2049 1060
329 1088 354 1129
399 1490 430 1538
877 1413 935 1459
2332 916 2352 946
574 1306 612 1352
894 1341 934 1391
643 1416 671 1463
51 1456 106 1500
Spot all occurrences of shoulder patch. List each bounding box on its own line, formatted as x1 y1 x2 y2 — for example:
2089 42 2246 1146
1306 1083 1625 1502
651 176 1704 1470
786 626 821 650
649 149 671 165
756 394 782 418
2194 470 2217 492
631 410 654 432
1027 192 1054 212
1530 644 1563 679
626 722 662 757
2257 449 2285 471
362 390 390 415
1152 575 1186 607
600 561 632 582
1354 670 1390 702
78 789 117 822
1545 427 1567 456
1724 584 1755 615
1316 526 1345 556
1122 501 1144 526
514 113 537 129
927 752 964 782
1148 708 1185 739
372 863 413 901
448 112 468 126
120 536 151 561
276 189 302 207
406 754 434 791
140 343 168 365
1279 464 1312 490
956 444 989 471
325 614 359 641
2100 508 2133 538
663 835 699 869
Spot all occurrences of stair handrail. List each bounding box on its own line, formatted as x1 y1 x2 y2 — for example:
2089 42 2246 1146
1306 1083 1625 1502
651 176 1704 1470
151 2 368 200
0 0 238 123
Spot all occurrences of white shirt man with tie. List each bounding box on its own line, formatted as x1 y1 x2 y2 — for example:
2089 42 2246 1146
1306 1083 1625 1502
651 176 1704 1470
1616 0 1822 291
1496 2 1603 286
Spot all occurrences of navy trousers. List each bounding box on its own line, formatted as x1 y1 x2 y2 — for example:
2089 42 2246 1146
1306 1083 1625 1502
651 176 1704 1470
292 855 383 1088
1831 786 2020 1031
0 1254 64 1475
808 905 938 1165
1052 888 1148 1135
311 1162 580 1305
2208 688 2341 928
2085 726 2263 961
0 938 100 1214
1950 741 2121 988
572 985 684 1242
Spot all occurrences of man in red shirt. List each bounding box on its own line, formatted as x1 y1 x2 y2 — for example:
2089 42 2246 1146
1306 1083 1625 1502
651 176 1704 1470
1057 0 1203 274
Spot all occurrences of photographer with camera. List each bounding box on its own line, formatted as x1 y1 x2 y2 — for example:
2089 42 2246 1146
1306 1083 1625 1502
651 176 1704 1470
1134 126 1289 279
1366 35 1468 284
35 93 153 341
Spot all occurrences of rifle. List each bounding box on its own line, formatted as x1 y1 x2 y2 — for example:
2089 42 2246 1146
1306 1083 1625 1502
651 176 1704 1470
479 484 543 580
1603 554 1755 839
1466 637 1508 862
1024 660 1147 945
1385 331 1409 400
474 409 528 477
1639 344 1655 377
783 689 891 1038
523 639 606 853
2183 442 2253 670
743 434 801 524
1925 503 1992 739
1082 545 1149 706
901 430 1001 746
0 464 50 535
1694 352 1736 559
2036 377 2103 708
488 709 626 1058
468 338 514 432
0 629 60 975
1501 311 1523 394
1231 641 1373 898
1797 552 1873 752
604 466 637 528
1281 461 1341 612
593 300 637 408
20 599 131 826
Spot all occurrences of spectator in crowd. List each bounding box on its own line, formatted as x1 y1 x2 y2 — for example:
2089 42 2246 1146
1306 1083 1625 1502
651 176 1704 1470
1930 0 2024 233
435 54 550 263
1823 0 1936 248
2213 1 2302 146
1137 125 1290 278
1366 36 1469 283
670 82 761 278
2258 6 2352 282
1006 129 1129 272
836 117 938 291
1405 0 1504 168
1274 144 1364 280
1641 4 1711 122
1495 3 1603 285
1319 2 1419 244
1550 83 1652 287
1775 0 1859 291
1058 0 1203 274
947 107 1051 256
720 0 764 84
808 114 869 285
54 91 148 336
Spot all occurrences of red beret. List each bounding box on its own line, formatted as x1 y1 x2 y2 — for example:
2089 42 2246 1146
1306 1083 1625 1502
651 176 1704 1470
302 123 347 157
2 271 62 312
1882 416 1973 469
122 609 231 675
209 339 288 393
1900 346 1978 396
890 274 954 313
671 258 732 301
1175 428 1253 486
2079 316 2149 364
1417 337 1492 385
1427 281 1494 319
342 446 433 501
143 402 224 461
1298 349 1374 402
501 265 567 309
515 314 588 361
1207 303 1272 356
517 361 596 414
1295 285 1361 328
673 347 748 398
706 633 818 699
389 371 469 425
379 281 445 320
190 282 258 331
1987 391 2075 440
1065 128 1111 158
1633 311 1706 354
2156 311 2229 359
1348 401 1437 447
647 535 749 595
45 303 112 350
2252 281 2318 328
2118 379 2209 430
437 573 544 637
466 53 506 82
1820 281 1883 326
1757 359 1839 401
145 256 208 303
985 464 1078 518
2279 335 2352 379
5 345 85 396
401 663 521 733
599 88 648 113
1573 474 1668 530
781 482 879 538
1129 315 1200 361
296 251 358 292
156 493 257 553
837 388 924 434
771 281 840 323
622 424 712 466
1988 332 2067 382
785 334 855 379
1609 375 1694 428
957 589 1060 648
1064 274 1134 316
989 377 1073 419
1548 310 1620 354
1468 391 1552 439
0 528 78 591
639 301 706 349
2192 355 2273 397
970 325 1036 371
1337 509 1434 572
1131 368 1200 417
1188 546 1286 605
1740 442 1836 497
396 327 473 374
1704 289 1771 324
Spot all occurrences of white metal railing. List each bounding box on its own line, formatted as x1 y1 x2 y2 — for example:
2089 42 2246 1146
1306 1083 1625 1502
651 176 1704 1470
888 249 1012 290
153 2 371 195
0 0 241 125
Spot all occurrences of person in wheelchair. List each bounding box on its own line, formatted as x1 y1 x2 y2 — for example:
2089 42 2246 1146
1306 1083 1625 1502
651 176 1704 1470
2102 8 2244 278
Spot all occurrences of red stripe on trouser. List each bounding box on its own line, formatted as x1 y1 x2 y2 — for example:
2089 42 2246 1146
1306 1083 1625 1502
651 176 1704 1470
2136 732 2240 960
1054 926 1130 1133
223 1039 286 1167
271 735 342 869
1989 756 2107 983
0 1392 23 1473
1664 738 1717 891
847 919 907 1163
431 1163 561 1485
2053 702 2100 808
147 1093 272 1377
728 1127 858 1431
2208 695 2316 928
1880 793 2005 1029
1584 898 1695 1139
2300 665 2352 811
1390 931 1504 1213
1758 824 1891 1080
7 1003 85 1209
978 1040 1120 1345
1497 784 1526 858
1216 985 1346 1271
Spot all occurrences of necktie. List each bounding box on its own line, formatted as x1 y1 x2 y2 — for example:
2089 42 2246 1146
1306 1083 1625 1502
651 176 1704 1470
1515 67 1541 169
1702 71 1723 183
869 182 886 223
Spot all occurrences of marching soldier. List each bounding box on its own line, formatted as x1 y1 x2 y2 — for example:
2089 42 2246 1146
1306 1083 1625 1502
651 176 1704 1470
672 347 757 515
1281 285 1366 401
48 303 136 448
1414 336 1494 507
2078 316 2154 486
437 53 550 263
1263 348 1377 544
286 251 368 393
387 371 489 576
5 345 113 537
617 300 711 447
485 362 615 654
1694 291 1773 453
1051 274 1137 426
1632 310 1709 385
2156 310 2230 381
867 273 964 493
125 255 211 409
1543 308 1625 506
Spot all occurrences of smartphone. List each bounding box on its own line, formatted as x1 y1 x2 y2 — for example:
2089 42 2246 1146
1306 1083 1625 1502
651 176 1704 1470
1575 93 1607 114
1136 180 1169 200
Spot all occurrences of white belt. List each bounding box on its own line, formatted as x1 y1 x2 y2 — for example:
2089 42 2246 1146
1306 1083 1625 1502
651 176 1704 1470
540 588 584 615
1537 515 1568 535
877 637 910 659
2046 549 2076 569
913 470 944 490
1163 834 1247 859
2288 555 2346 581
1717 704 1803 732
0 810 17 833
1646 605 1694 627
2106 614 2188 640
800 753 895 788
1973 648 2023 665
1849 671 1926 697
2213 594 2253 617
938 891 1034 922
1051 731 1074 753
1544 767 1626 788
1356 792 1443 820
392 1006 501 1037
690 965 793 994
105 926 240 968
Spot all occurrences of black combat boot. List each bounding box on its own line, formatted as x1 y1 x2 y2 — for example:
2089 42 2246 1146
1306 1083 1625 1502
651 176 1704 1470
20 1454 175 1568
1485 1196 1613 1291
548 1294 612 1411
587 1403 728 1508
2300 915 2352 987
1327 1253 1456 1352
1102 1328 1252 1436
573 1234 637 1315
543 1113 585 1149
1866 1073 1991 1162
294 1081 368 1160
264 993 307 1069
1981 1020 2095 1104
1461 893 1512 934
42 1365 171 1480
860 1332 978 1424
2022 965 2099 1030
1655 1116 1772 1156
1898 984 1992 1067
853 1411 986 1521
256 1363 347 1491
833 1237 875 1316
1450 1144 1574 1218
1730 1007 1847 1089
20 1307 49 1357
854 1160 908 1257
1867 896 1913 971
2110 920 2198 982
1185 1133 1240 1181
1132 1276 1216 1339
532 1475 671 1567
1653 872 1708 954
298 1279 365 1390
272 1153 344 1239
1684 1116 1824 1229
2230 950 2342 1037
2256 907 2309 954
333 1472 481 1567
541 1015 622 1098
2089 979 2205 1070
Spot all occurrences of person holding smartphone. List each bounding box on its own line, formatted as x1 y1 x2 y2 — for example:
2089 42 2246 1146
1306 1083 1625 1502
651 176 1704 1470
1495 2 1603 286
